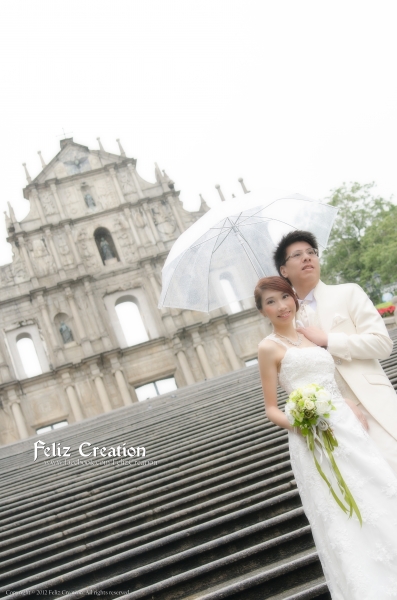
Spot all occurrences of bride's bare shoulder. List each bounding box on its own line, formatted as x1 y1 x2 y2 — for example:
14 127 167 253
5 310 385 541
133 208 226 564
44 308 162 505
258 337 281 357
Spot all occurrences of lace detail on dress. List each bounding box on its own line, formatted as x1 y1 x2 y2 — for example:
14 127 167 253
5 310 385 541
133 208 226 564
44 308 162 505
273 341 397 600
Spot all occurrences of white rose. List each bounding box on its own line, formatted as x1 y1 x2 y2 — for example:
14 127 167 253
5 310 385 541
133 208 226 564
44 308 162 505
315 399 330 415
304 399 315 410
303 384 317 395
315 389 331 402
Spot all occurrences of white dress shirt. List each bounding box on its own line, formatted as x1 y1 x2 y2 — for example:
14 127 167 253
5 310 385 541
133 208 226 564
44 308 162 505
296 290 317 327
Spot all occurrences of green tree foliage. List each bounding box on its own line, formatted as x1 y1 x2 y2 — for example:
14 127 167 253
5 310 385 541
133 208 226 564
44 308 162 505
320 182 393 291
360 204 397 290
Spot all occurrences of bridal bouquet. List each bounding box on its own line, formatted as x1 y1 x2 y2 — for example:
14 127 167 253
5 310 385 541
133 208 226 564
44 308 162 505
286 383 362 524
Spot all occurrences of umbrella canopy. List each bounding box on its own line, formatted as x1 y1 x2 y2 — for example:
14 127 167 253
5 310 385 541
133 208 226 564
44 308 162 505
158 189 338 313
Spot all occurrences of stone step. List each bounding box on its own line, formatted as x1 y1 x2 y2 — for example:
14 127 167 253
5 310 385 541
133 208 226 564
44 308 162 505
0 327 394 599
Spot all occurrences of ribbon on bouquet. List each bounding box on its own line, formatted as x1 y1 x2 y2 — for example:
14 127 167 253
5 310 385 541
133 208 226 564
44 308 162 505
307 424 362 525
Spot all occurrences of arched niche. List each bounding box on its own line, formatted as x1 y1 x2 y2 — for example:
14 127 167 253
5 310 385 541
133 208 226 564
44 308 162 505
220 272 243 313
103 288 159 348
54 312 75 346
15 333 43 378
5 324 50 380
115 296 149 346
94 227 120 265
5 322 50 379
80 181 97 210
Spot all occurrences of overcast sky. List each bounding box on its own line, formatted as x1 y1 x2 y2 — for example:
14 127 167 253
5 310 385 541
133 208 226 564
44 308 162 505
1 0 396 265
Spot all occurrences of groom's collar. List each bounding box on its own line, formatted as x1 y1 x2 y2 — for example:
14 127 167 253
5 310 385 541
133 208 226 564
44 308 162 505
312 280 327 300
298 289 315 304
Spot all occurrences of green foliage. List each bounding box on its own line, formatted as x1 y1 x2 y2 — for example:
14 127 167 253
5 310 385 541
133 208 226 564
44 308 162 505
321 182 394 295
360 204 397 291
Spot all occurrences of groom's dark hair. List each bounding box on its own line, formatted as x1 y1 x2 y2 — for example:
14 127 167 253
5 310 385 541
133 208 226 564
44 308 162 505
273 230 319 275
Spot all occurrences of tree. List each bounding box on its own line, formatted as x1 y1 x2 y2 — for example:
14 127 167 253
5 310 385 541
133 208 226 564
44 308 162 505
360 204 397 293
320 182 393 288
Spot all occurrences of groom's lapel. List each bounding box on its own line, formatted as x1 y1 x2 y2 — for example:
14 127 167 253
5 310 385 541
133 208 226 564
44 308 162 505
313 280 334 333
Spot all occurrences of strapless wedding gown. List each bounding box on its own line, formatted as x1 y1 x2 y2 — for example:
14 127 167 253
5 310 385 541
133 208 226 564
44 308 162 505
270 337 397 599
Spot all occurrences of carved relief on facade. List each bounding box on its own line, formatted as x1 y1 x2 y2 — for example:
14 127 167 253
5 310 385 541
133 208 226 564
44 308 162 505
94 177 117 209
0 264 14 286
56 234 74 267
112 214 136 264
117 168 135 194
61 148 91 176
133 208 155 245
74 291 97 338
63 187 83 218
40 190 57 216
29 238 56 277
30 393 64 423
151 201 176 240
76 228 100 270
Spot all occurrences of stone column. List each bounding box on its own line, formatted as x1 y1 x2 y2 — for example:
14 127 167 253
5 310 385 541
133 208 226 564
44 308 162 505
114 369 134 405
0 338 12 383
173 336 195 385
83 280 112 350
18 237 37 285
18 239 35 277
222 336 241 370
168 195 185 233
218 323 241 371
196 344 213 379
66 386 84 421
124 207 143 248
192 331 213 379
8 391 29 439
177 350 195 385
127 163 144 199
50 182 66 219
144 263 175 334
44 228 66 279
30 188 47 224
109 167 124 205
144 264 161 300
36 293 65 364
65 287 93 355
142 202 161 243
64 223 86 275
94 374 112 412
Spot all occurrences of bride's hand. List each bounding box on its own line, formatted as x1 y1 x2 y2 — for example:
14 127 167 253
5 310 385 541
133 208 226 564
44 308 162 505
296 326 328 348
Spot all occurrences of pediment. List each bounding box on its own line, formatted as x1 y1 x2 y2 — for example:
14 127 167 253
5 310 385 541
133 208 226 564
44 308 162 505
31 139 126 186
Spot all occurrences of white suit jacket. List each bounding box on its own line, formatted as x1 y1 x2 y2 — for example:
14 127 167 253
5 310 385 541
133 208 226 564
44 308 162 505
297 280 397 440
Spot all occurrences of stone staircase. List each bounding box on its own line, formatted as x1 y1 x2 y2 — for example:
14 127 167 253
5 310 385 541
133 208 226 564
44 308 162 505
0 328 396 600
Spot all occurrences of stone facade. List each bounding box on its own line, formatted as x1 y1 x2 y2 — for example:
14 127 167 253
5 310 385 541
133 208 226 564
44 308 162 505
0 138 270 445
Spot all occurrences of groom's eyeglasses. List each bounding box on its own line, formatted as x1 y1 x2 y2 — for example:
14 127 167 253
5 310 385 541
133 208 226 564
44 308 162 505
285 248 319 263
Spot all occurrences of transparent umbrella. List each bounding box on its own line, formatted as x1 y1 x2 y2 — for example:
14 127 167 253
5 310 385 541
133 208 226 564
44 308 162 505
158 189 338 313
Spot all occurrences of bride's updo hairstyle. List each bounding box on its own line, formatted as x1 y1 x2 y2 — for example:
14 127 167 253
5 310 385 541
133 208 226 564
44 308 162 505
254 276 299 312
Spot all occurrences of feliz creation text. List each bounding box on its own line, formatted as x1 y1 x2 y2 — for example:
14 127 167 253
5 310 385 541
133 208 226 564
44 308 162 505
33 440 146 461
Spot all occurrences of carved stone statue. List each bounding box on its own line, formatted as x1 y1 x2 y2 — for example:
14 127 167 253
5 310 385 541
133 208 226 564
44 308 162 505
84 193 96 208
59 322 74 344
99 237 115 261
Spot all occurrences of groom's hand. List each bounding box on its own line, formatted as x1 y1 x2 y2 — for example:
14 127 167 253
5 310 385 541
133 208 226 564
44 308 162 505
296 326 328 348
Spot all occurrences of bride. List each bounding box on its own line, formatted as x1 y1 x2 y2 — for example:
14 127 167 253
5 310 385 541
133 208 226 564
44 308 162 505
256 276 397 600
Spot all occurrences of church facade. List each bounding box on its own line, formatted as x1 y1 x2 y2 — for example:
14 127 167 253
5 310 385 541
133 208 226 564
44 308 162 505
0 138 270 445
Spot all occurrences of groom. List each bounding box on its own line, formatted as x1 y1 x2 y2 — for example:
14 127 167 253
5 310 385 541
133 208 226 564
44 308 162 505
274 230 397 475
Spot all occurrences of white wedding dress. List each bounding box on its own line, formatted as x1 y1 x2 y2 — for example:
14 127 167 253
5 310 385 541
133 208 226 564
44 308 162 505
268 335 397 599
